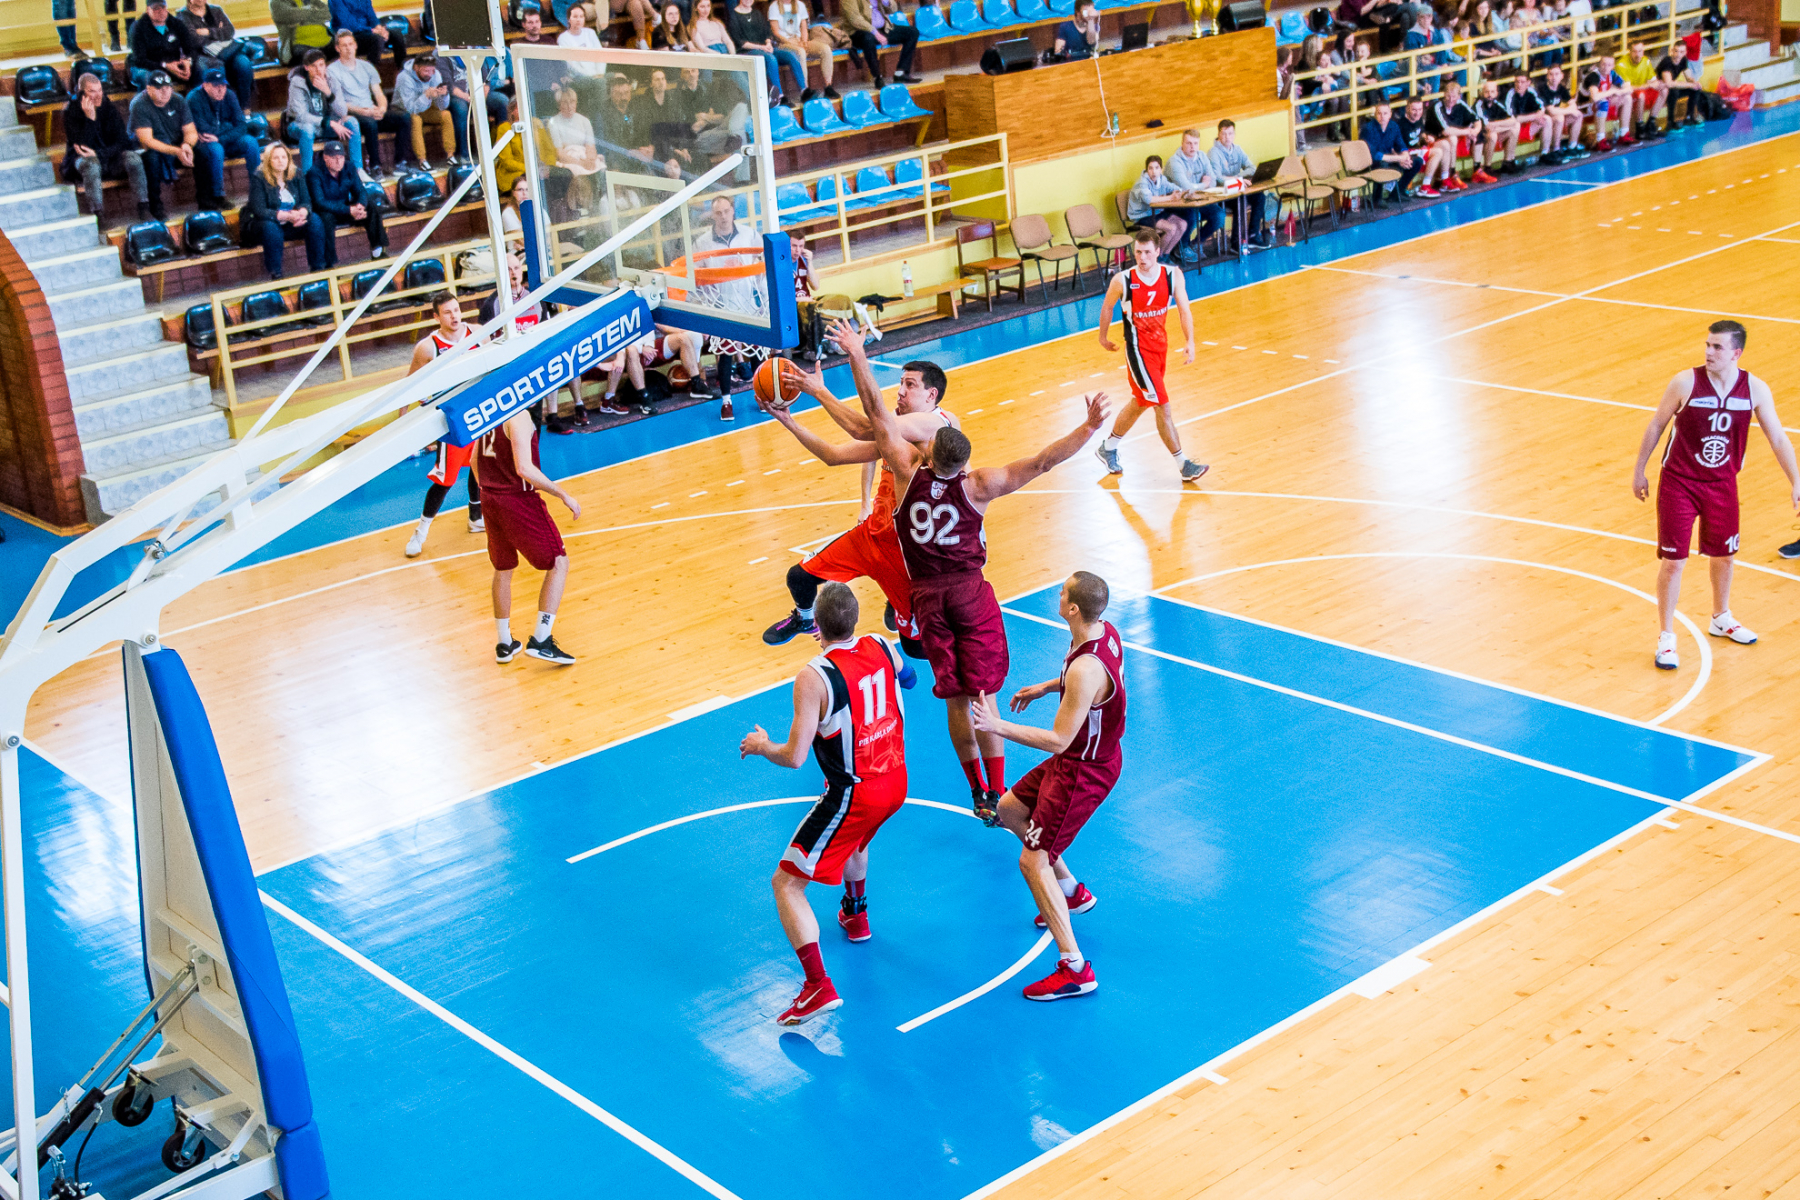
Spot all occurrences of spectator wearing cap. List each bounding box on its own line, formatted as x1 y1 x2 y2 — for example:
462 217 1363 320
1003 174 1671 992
243 140 326 279
188 65 261 210
307 139 387 266
328 0 402 70
128 70 196 221
271 0 332 63
286 47 362 173
130 0 199 85
63 71 150 219
393 52 461 168
330 27 410 175
173 0 255 105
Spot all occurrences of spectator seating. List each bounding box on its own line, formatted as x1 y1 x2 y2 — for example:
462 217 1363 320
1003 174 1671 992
851 165 891 208
231 290 291 342
770 105 805 143
1010 212 1081 299
891 156 948 198
948 0 1002 33
954 219 1024 311
183 303 217 351
15 65 66 106
1063 202 1131 278
841 91 885 128
124 220 180 266
244 112 272 146
353 267 407 314
396 169 442 213
1014 0 1053 19
1277 11 1308 44
182 210 234 256
448 162 482 201
878 85 932 121
296 278 337 326
801 97 854 137
402 257 446 294
913 7 955 40
776 180 833 224
982 0 1019 25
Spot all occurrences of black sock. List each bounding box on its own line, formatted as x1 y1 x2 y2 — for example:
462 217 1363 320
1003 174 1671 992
786 563 821 614
466 475 481 520
421 481 450 519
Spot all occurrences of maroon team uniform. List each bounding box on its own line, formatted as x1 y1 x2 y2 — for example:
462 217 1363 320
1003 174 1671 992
1012 620 1126 861
1657 366 1755 560
477 412 567 571
780 635 909 885
898 467 1009 699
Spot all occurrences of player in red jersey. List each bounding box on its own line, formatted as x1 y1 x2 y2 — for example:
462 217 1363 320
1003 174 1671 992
403 292 482 558
475 398 582 666
1092 230 1206 483
1631 320 1799 670
740 582 912 1026
760 357 960 661
972 571 1124 1000
847 318 1111 824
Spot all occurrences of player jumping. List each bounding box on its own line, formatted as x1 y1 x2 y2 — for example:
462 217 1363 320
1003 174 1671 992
971 571 1125 1001
1631 319 1799 670
740 582 912 1026
849 317 1111 823
1092 229 1206 483
404 292 481 558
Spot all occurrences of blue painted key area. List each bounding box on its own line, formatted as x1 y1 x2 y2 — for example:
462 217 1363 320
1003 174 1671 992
23 590 1758 1198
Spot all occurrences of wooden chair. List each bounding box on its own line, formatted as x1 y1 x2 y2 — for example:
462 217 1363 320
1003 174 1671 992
1302 147 1352 228
1064 203 1134 282
1275 153 1328 242
1332 140 1385 209
1010 213 1083 301
955 220 1025 312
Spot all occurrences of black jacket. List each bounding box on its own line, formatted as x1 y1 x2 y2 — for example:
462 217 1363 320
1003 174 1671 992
245 168 315 225
129 13 199 70
61 95 134 179
305 161 363 217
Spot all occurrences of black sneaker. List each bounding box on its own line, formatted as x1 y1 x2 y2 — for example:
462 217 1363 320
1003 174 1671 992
547 415 573 434
823 86 841 100
972 787 1001 827
525 634 576 664
1779 539 1800 559
688 377 716 399
763 609 816 645
571 404 592 429
496 639 522 664
883 601 897 632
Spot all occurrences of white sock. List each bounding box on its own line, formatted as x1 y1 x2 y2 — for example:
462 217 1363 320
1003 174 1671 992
796 605 814 621
1102 435 1122 451
1658 630 1677 648
1060 952 1085 971
496 618 512 644
415 515 432 533
1058 876 1078 898
535 611 555 640
1172 449 1192 465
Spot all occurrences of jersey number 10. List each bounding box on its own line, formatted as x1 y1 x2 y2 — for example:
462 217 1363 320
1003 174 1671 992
857 670 889 724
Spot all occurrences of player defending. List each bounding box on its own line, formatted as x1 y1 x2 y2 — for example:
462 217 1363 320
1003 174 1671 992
403 292 481 558
1631 320 1800 669
1092 230 1205 483
477 400 582 666
971 571 1124 1000
850 318 1111 823
761 357 960 659
740 582 911 1026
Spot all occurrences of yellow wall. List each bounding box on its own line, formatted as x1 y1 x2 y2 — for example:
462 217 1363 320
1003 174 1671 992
1785 0 1800 22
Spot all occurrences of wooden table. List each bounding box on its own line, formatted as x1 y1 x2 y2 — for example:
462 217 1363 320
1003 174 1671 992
1160 179 1283 259
877 276 984 330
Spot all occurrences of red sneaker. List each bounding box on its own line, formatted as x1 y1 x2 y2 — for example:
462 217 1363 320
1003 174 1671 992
1617 133 1638 146
1441 175 1467 192
777 977 842 1025
1034 883 1097 928
838 898 871 942
1416 183 1441 198
1594 138 1614 152
1022 958 1097 1002
1471 167 1498 184
720 396 735 421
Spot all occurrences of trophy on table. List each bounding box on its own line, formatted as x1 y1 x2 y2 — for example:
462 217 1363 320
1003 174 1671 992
1187 0 1218 37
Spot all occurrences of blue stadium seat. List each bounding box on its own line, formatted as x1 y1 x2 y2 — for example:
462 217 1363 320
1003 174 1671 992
840 90 887 128
851 166 892 208
983 0 1018 25
888 6 910 21
947 0 996 31
912 6 953 39
892 156 949 200
769 104 805 143
815 174 844 213
1043 0 1076 14
1276 11 1307 43
1014 0 1051 18
801 97 852 136
877 84 932 121
777 180 831 224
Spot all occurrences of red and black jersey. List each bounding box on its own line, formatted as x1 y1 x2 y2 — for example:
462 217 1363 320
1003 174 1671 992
1121 263 1172 354
809 635 907 785
1057 621 1126 765
899 468 988 579
1663 366 1755 485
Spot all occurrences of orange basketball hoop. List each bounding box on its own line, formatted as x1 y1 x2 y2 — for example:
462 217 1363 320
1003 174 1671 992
655 247 766 300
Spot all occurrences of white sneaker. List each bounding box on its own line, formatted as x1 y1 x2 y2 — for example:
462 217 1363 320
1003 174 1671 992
1708 612 1757 644
404 527 426 558
468 516 485 534
1655 631 1679 671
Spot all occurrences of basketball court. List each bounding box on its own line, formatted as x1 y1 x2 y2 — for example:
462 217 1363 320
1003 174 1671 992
8 50 1800 1200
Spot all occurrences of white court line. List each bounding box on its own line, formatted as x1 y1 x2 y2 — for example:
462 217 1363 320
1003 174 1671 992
1000 604 1716 808
260 892 748 1200
1532 178 1602 187
1318 266 1800 327
1354 370 1800 434
1142 551 1713 729
568 797 812 863
896 933 1054 1033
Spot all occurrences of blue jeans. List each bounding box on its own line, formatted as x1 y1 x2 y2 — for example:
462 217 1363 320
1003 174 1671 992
293 122 364 176
742 46 807 96
142 149 185 214
206 43 258 107
247 212 326 278
447 96 471 158
54 0 80 52
194 134 261 204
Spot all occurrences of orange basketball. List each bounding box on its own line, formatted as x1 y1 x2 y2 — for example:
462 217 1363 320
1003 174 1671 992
753 357 805 411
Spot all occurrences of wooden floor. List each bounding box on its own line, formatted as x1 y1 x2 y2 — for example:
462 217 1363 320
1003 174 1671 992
29 133 1800 1196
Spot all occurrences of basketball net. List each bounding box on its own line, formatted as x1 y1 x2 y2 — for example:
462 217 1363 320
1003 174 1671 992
655 247 773 362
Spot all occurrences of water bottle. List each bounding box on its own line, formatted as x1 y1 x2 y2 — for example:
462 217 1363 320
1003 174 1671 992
901 259 914 299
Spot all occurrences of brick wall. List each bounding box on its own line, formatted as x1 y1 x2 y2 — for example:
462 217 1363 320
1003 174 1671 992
0 229 88 530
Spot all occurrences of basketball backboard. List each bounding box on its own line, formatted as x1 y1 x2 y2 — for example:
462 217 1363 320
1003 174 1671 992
507 44 797 350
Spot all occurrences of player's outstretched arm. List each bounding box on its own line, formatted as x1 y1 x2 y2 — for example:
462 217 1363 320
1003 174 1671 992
827 317 887 427
968 392 1110 505
505 410 582 520
795 360 878 440
767 406 879 466
1631 372 1690 502
970 657 1106 753
1750 378 1800 512
1096 274 1124 353
739 667 826 768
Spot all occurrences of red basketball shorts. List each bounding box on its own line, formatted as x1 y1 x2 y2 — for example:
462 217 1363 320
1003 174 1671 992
1125 340 1169 407
428 440 473 487
779 769 908 886
911 570 1009 699
1656 472 1739 560
480 488 567 571
804 524 917 638
1010 752 1120 863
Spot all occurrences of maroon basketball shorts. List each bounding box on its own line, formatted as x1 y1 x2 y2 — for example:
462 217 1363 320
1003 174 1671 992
911 570 1009 699
779 769 908 886
1656 472 1740 560
480 488 567 571
1011 753 1120 863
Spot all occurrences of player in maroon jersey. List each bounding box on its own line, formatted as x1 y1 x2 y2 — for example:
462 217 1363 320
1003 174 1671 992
1631 320 1800 670
971 571 1124 1001
1092 230 1205 483
740 582 912 1026
837 318 1110 825
475 401 582 666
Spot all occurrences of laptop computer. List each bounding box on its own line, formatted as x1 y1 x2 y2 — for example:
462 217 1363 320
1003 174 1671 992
1248 156 1284 184
1120 22 1151 50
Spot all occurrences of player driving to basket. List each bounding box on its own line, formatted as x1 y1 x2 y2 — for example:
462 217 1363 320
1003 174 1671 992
740 582 912 1026
843 318 1111 826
